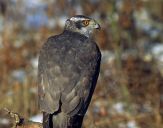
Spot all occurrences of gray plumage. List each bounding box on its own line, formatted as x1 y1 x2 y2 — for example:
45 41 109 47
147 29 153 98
38 15 101 128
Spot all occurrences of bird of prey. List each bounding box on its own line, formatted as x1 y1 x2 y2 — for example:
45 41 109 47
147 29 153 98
38 15 101 128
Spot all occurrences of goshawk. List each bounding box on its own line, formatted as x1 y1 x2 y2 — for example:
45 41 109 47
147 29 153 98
38 15 101 128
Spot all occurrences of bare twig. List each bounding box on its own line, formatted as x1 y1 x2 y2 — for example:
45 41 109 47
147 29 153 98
4 108 42 128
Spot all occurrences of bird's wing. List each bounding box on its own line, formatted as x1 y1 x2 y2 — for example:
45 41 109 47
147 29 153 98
38 42 61 114
38 35 101 115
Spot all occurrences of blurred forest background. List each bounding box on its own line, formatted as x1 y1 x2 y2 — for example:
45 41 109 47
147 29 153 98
0 0 163 128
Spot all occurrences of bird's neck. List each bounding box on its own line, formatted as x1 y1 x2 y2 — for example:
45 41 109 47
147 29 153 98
63 29 89 38
64 26 93 38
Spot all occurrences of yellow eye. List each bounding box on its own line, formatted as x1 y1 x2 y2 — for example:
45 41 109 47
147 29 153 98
82 20 90 26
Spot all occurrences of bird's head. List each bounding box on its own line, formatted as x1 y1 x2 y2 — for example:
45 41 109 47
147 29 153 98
64 15 100 37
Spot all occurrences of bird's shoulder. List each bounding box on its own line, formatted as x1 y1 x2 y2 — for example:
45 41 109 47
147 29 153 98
40 30 101 63
41 31 96 50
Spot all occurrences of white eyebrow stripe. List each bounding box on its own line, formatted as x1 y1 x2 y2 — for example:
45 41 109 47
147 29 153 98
70 17 88 21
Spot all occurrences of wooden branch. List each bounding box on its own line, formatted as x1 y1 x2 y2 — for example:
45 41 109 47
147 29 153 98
4 108 42 128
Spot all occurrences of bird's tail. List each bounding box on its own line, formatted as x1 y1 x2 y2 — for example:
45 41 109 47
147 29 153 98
52 112 84 128
43 112 84 128
43 112 53 128
52 112 68 128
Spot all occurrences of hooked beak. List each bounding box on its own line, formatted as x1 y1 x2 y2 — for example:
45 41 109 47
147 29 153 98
95 23 101 30
94 20 101 30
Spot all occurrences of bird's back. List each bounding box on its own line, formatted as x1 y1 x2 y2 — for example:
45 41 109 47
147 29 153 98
38 30 101 128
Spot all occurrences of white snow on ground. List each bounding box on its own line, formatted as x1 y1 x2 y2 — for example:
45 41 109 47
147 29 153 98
151 43 163 61
112 102 124 114
127 120 138 128
0 118 10 125
30 114 43 123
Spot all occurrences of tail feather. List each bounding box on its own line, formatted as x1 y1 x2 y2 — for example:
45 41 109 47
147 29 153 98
52 112 68 128
43 112 53 128
43 112 84 128
53 112 84 128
